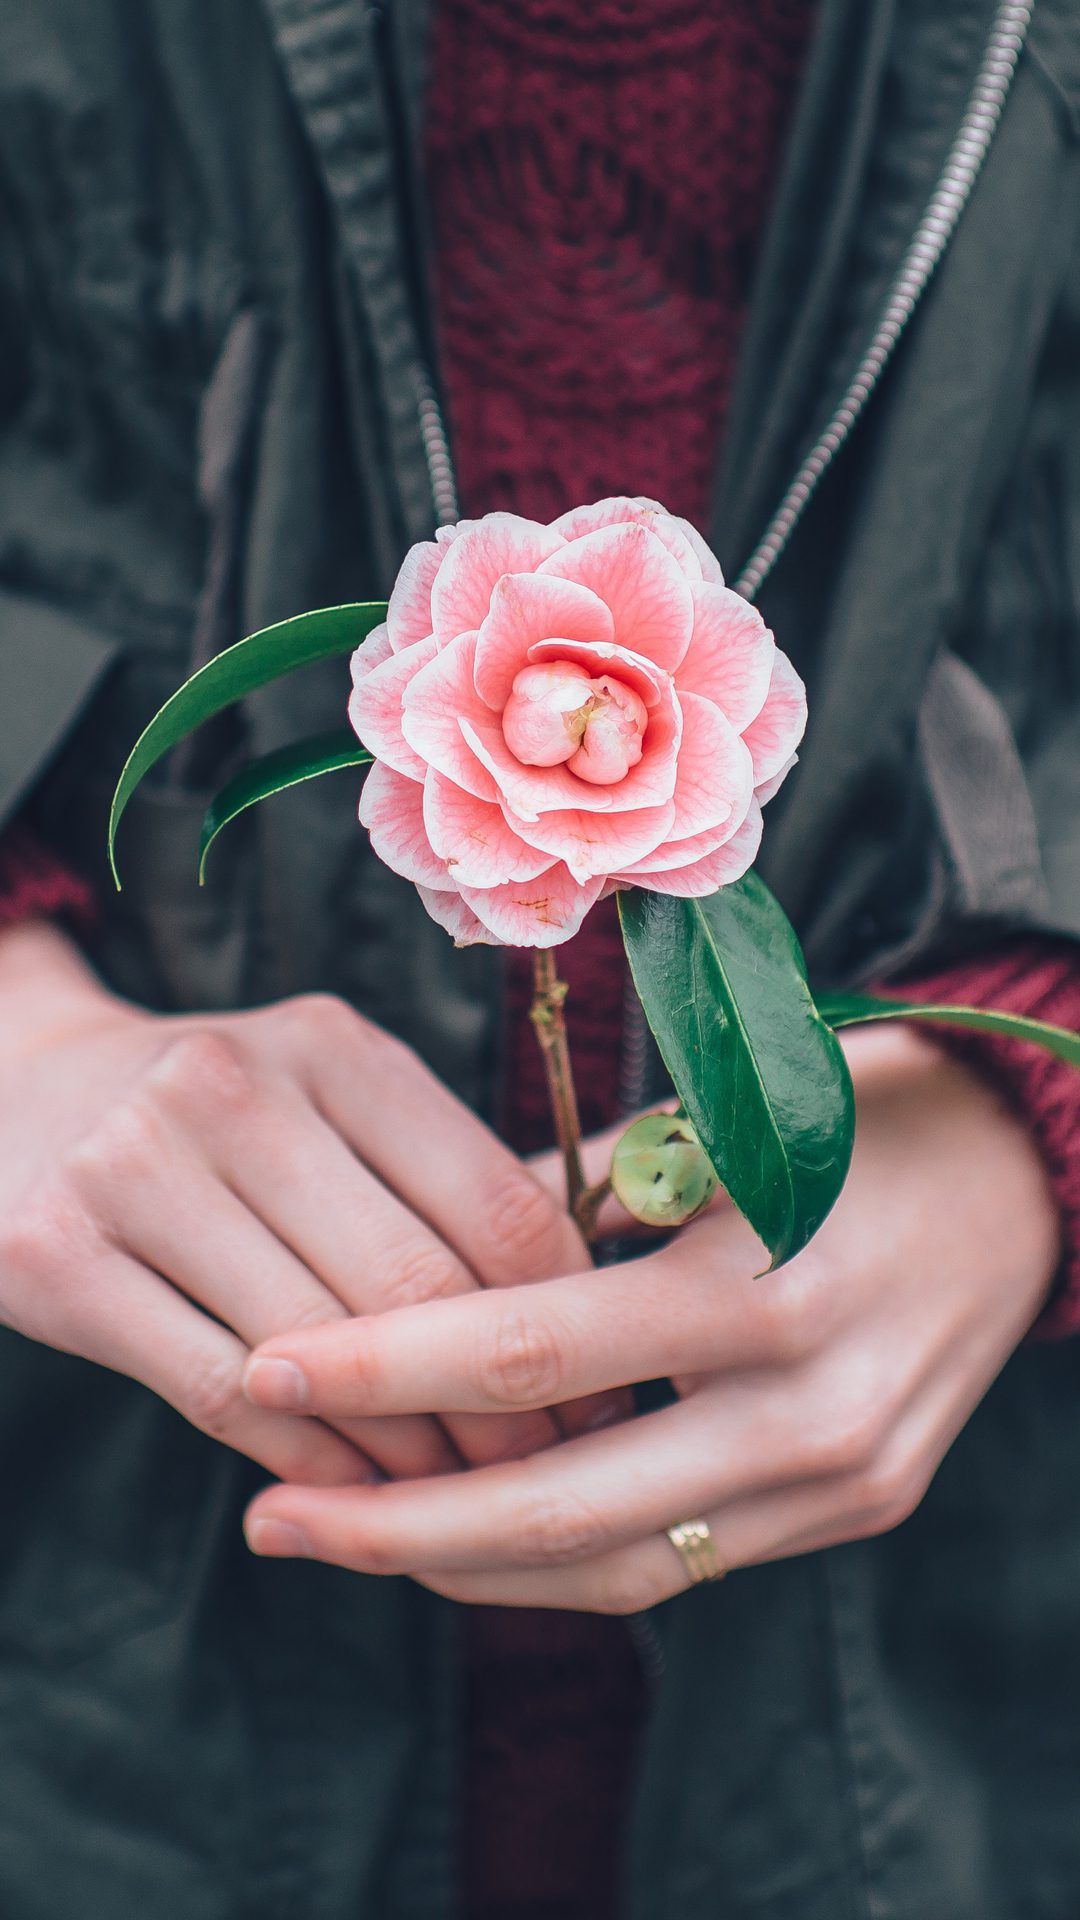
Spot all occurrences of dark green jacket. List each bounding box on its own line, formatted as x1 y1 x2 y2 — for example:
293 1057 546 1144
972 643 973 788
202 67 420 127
1 2 1079 1914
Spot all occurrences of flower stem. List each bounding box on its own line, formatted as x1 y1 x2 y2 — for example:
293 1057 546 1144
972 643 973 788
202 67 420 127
529 950 607 1242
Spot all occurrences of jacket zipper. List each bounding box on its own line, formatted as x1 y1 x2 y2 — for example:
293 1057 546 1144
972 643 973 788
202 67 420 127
733 0 1034 603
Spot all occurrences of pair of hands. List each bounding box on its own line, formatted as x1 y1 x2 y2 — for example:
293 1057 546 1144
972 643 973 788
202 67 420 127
0 922 1060 1612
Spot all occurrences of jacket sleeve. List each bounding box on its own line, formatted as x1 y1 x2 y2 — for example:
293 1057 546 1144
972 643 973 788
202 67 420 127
898 941 1080 1340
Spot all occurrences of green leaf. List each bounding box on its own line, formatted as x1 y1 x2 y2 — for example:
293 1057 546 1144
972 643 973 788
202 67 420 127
108 602 386 885
198 730 373 883
818 991 1080 1067
618 876 856 1269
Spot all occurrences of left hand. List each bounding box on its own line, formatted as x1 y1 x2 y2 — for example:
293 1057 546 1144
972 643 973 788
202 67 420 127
241 1024 1061 1611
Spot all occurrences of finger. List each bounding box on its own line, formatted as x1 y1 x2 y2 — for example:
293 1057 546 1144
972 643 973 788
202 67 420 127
416 1369 953 1613
66 1249 372 1488
210 1085 560 1465
242 1378 813 1575
416 1471 862 1612
110 1133 460 1482
244 1210 772 1423
278 1001 631 1435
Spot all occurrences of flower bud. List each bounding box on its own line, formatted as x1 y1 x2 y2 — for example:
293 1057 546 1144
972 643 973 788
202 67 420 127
567 674 648 786
610 1112 718 1227
501 661 594 767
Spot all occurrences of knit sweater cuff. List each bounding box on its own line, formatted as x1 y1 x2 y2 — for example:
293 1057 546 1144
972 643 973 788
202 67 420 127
0 826 94 930
894 942 1080 1341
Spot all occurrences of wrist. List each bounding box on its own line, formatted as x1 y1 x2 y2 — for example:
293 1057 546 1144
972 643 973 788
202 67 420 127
0 920 141 1065
849 1018 1062 1309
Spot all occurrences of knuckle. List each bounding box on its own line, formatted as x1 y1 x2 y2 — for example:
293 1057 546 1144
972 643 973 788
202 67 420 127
0 1187 83 1284
375 1242 465 1311
67 1097 169 1197
473 1309 565 1409
512 1490 606 1566
184 1352 244 1441
756 1254 832 1364
590 1561 670 1617
851 1454 928 1537
0 1185 90 1339
148 1029 255 1120
811 1383 889 1479
478 1170 571 1284
284 992 359 1048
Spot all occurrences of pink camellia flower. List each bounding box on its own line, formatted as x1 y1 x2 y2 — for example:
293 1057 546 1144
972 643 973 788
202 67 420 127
348 497 806 946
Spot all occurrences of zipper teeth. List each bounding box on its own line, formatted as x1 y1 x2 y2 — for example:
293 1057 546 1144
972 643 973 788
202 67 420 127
415 368 461 525
733 0 1034 603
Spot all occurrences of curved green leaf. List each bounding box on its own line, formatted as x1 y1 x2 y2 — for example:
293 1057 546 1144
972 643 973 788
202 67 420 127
618 876 856 1270
199 731 373 883
818 992 1080 1067
109 602 386 885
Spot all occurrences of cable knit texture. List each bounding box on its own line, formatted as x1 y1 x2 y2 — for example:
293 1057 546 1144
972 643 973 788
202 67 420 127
898 944 1080 1342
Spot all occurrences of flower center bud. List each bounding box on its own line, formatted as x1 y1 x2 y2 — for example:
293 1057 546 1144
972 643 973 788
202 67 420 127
502 660 648 786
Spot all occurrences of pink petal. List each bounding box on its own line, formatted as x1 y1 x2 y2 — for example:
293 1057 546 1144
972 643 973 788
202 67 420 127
742 651 808 784
676 585 775 731
400 632 499 801
459 865 605 948
387 542 444 652
350 632 438 780
756 751 799 806
670 517 725 582
550 496 704 579
473 573 615 710
349 621 394 690
538 523 694 671
358 761 454 890
504 797 677 884
618 802 763 896
527 637 667 710
666 691 755 840
458 677 682 821
614 810 748 877
429 514 566 641
423 770 556 888
416 885 497 947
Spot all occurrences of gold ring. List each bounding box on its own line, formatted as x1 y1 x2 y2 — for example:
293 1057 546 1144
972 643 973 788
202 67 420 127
666 1518 725 1585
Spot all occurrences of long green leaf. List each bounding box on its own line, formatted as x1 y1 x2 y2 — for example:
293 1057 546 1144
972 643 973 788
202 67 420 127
818 992 1080 1066
109 602 386 884
618 876 856 1269
198 731 373 883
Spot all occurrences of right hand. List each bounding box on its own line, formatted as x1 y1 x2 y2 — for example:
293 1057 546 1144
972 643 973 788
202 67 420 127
0 921 622 1487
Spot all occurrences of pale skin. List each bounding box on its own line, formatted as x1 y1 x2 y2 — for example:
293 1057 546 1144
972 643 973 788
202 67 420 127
0 919 626 1492
242 1013 1062 1612
0 920 1061 1612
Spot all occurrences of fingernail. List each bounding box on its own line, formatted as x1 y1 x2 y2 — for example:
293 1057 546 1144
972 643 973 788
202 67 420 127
243 1356 309 1411
246 1517 313 1558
